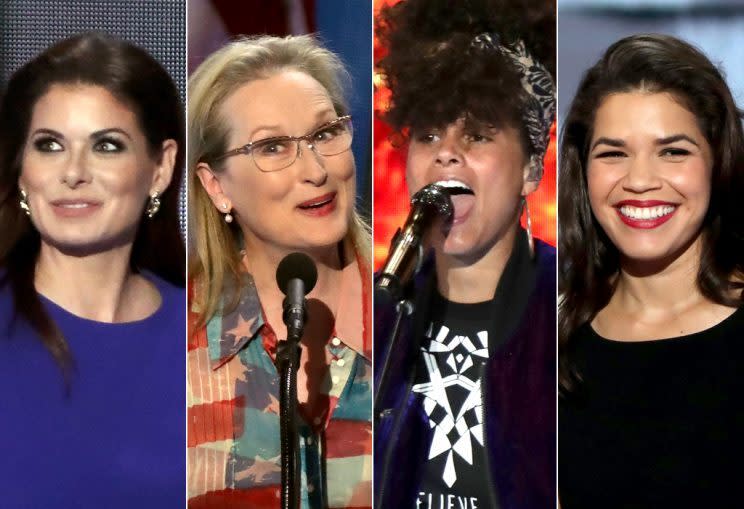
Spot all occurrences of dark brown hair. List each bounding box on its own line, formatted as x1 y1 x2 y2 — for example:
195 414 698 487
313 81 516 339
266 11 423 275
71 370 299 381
376 0 555 156
0 33 185 383
559 34 744 391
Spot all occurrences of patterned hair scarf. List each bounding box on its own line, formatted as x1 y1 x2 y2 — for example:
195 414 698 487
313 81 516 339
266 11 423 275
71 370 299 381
471 33 556 181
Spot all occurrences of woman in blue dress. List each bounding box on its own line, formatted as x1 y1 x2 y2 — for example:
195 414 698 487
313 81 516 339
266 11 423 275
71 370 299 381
0 33 186 507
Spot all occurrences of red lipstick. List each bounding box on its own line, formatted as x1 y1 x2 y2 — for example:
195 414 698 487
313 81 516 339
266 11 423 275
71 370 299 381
614 200 677 229
614 200 675 207
297 192 337 217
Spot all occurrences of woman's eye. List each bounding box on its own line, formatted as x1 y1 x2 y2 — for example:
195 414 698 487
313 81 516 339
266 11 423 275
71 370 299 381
313 125 343 142
94 138 125 153
594 150 627 159
414 133 439 144
33 137 63 152
465 133 491 143
660 147 690 158
256 140 291 156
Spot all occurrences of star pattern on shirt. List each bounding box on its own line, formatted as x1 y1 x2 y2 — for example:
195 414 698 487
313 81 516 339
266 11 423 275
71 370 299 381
412 323 488 488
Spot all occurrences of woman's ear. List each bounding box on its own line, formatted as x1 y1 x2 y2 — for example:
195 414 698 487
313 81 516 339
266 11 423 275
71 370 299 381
522 179 539 196
149 139 178 194
196 162 232 211
521 158 540 196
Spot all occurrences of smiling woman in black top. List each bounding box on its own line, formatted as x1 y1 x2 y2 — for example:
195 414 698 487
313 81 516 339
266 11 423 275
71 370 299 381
559 34 744 508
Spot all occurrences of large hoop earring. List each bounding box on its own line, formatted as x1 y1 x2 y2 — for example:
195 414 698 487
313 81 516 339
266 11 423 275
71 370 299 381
19 189 31 217
522 197 534 259
146 192 161 218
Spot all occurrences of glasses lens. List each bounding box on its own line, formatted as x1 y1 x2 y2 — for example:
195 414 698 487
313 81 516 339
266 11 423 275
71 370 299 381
251 138 297 172
249 118 353 172
312 118 354 156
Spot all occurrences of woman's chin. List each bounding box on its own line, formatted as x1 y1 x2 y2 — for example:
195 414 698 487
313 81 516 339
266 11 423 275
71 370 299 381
276 232 348 258
619 246 700 276
40 231 133 257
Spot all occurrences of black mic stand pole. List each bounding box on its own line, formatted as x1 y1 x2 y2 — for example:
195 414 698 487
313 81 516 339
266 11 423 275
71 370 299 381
373 288 413 426
277 293 304 509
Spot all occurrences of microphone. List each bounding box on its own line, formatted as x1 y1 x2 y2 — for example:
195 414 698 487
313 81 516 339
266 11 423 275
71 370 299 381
376 183 453 300
275 252 317 509
276 252 318 340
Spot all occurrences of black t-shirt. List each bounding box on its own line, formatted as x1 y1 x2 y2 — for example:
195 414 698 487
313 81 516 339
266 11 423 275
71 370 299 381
560 307 744 508
412 292 499 509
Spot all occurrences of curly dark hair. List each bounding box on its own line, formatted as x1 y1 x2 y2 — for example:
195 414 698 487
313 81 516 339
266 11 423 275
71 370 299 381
558 34 744 392
376 0 555 155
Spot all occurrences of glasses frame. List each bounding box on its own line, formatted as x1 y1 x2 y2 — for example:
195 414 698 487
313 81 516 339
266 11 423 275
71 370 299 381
212 115 353 172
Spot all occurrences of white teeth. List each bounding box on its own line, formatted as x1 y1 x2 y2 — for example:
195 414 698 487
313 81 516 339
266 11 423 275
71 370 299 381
432 179 472 192
303 198 331 208
60 203 90 209
619 205 675 220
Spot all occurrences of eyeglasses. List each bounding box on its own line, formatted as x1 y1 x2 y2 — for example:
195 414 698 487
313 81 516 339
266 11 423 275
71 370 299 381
213 115 353 172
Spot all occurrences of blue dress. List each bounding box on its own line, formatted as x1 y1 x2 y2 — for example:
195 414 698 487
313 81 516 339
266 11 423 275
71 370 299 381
0 274 185 508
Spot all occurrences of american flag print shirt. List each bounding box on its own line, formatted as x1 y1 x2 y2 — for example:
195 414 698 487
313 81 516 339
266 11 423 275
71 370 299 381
188 258 372 509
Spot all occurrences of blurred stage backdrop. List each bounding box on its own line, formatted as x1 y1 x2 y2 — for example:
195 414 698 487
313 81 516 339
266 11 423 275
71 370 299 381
559 0 744 127
188 0 372 221
372 0 556 269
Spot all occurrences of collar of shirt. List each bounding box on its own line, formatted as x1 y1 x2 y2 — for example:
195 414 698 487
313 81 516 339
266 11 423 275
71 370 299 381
206 251 370 371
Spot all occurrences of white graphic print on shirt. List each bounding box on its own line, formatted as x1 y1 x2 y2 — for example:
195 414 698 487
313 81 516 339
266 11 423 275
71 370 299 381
412 322 488 488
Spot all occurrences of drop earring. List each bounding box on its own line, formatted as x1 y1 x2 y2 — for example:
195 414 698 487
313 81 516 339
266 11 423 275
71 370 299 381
222 202 233 223
146 192 161 218
19 189 31 217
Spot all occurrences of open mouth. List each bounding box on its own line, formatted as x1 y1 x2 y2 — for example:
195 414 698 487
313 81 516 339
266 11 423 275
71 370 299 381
614 202 678 229
298 192 336 209
432 179 474 196
432 180 475 224
618 204 676 220
297 192 337 217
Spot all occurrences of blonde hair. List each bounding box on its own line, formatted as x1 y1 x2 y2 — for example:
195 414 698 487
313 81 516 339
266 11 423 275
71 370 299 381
189 34 371 327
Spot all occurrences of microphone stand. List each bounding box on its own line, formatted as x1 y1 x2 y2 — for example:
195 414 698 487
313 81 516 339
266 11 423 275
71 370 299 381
277 306 304 509
373 292 413 424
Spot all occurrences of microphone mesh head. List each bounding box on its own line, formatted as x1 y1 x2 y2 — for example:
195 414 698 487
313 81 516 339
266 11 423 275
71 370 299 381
411 184 454 220
276 252 318 295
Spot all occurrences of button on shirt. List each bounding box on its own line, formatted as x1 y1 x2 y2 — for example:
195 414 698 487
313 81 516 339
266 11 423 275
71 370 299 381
188 257 372 509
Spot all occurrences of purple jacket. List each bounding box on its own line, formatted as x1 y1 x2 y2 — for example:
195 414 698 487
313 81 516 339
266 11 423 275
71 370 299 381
374 233 556 508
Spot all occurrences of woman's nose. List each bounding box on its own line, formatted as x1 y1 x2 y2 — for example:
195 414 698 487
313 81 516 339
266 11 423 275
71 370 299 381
434 132 463 167
60 149 92 188
622 156 662 193
296 141 328 186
